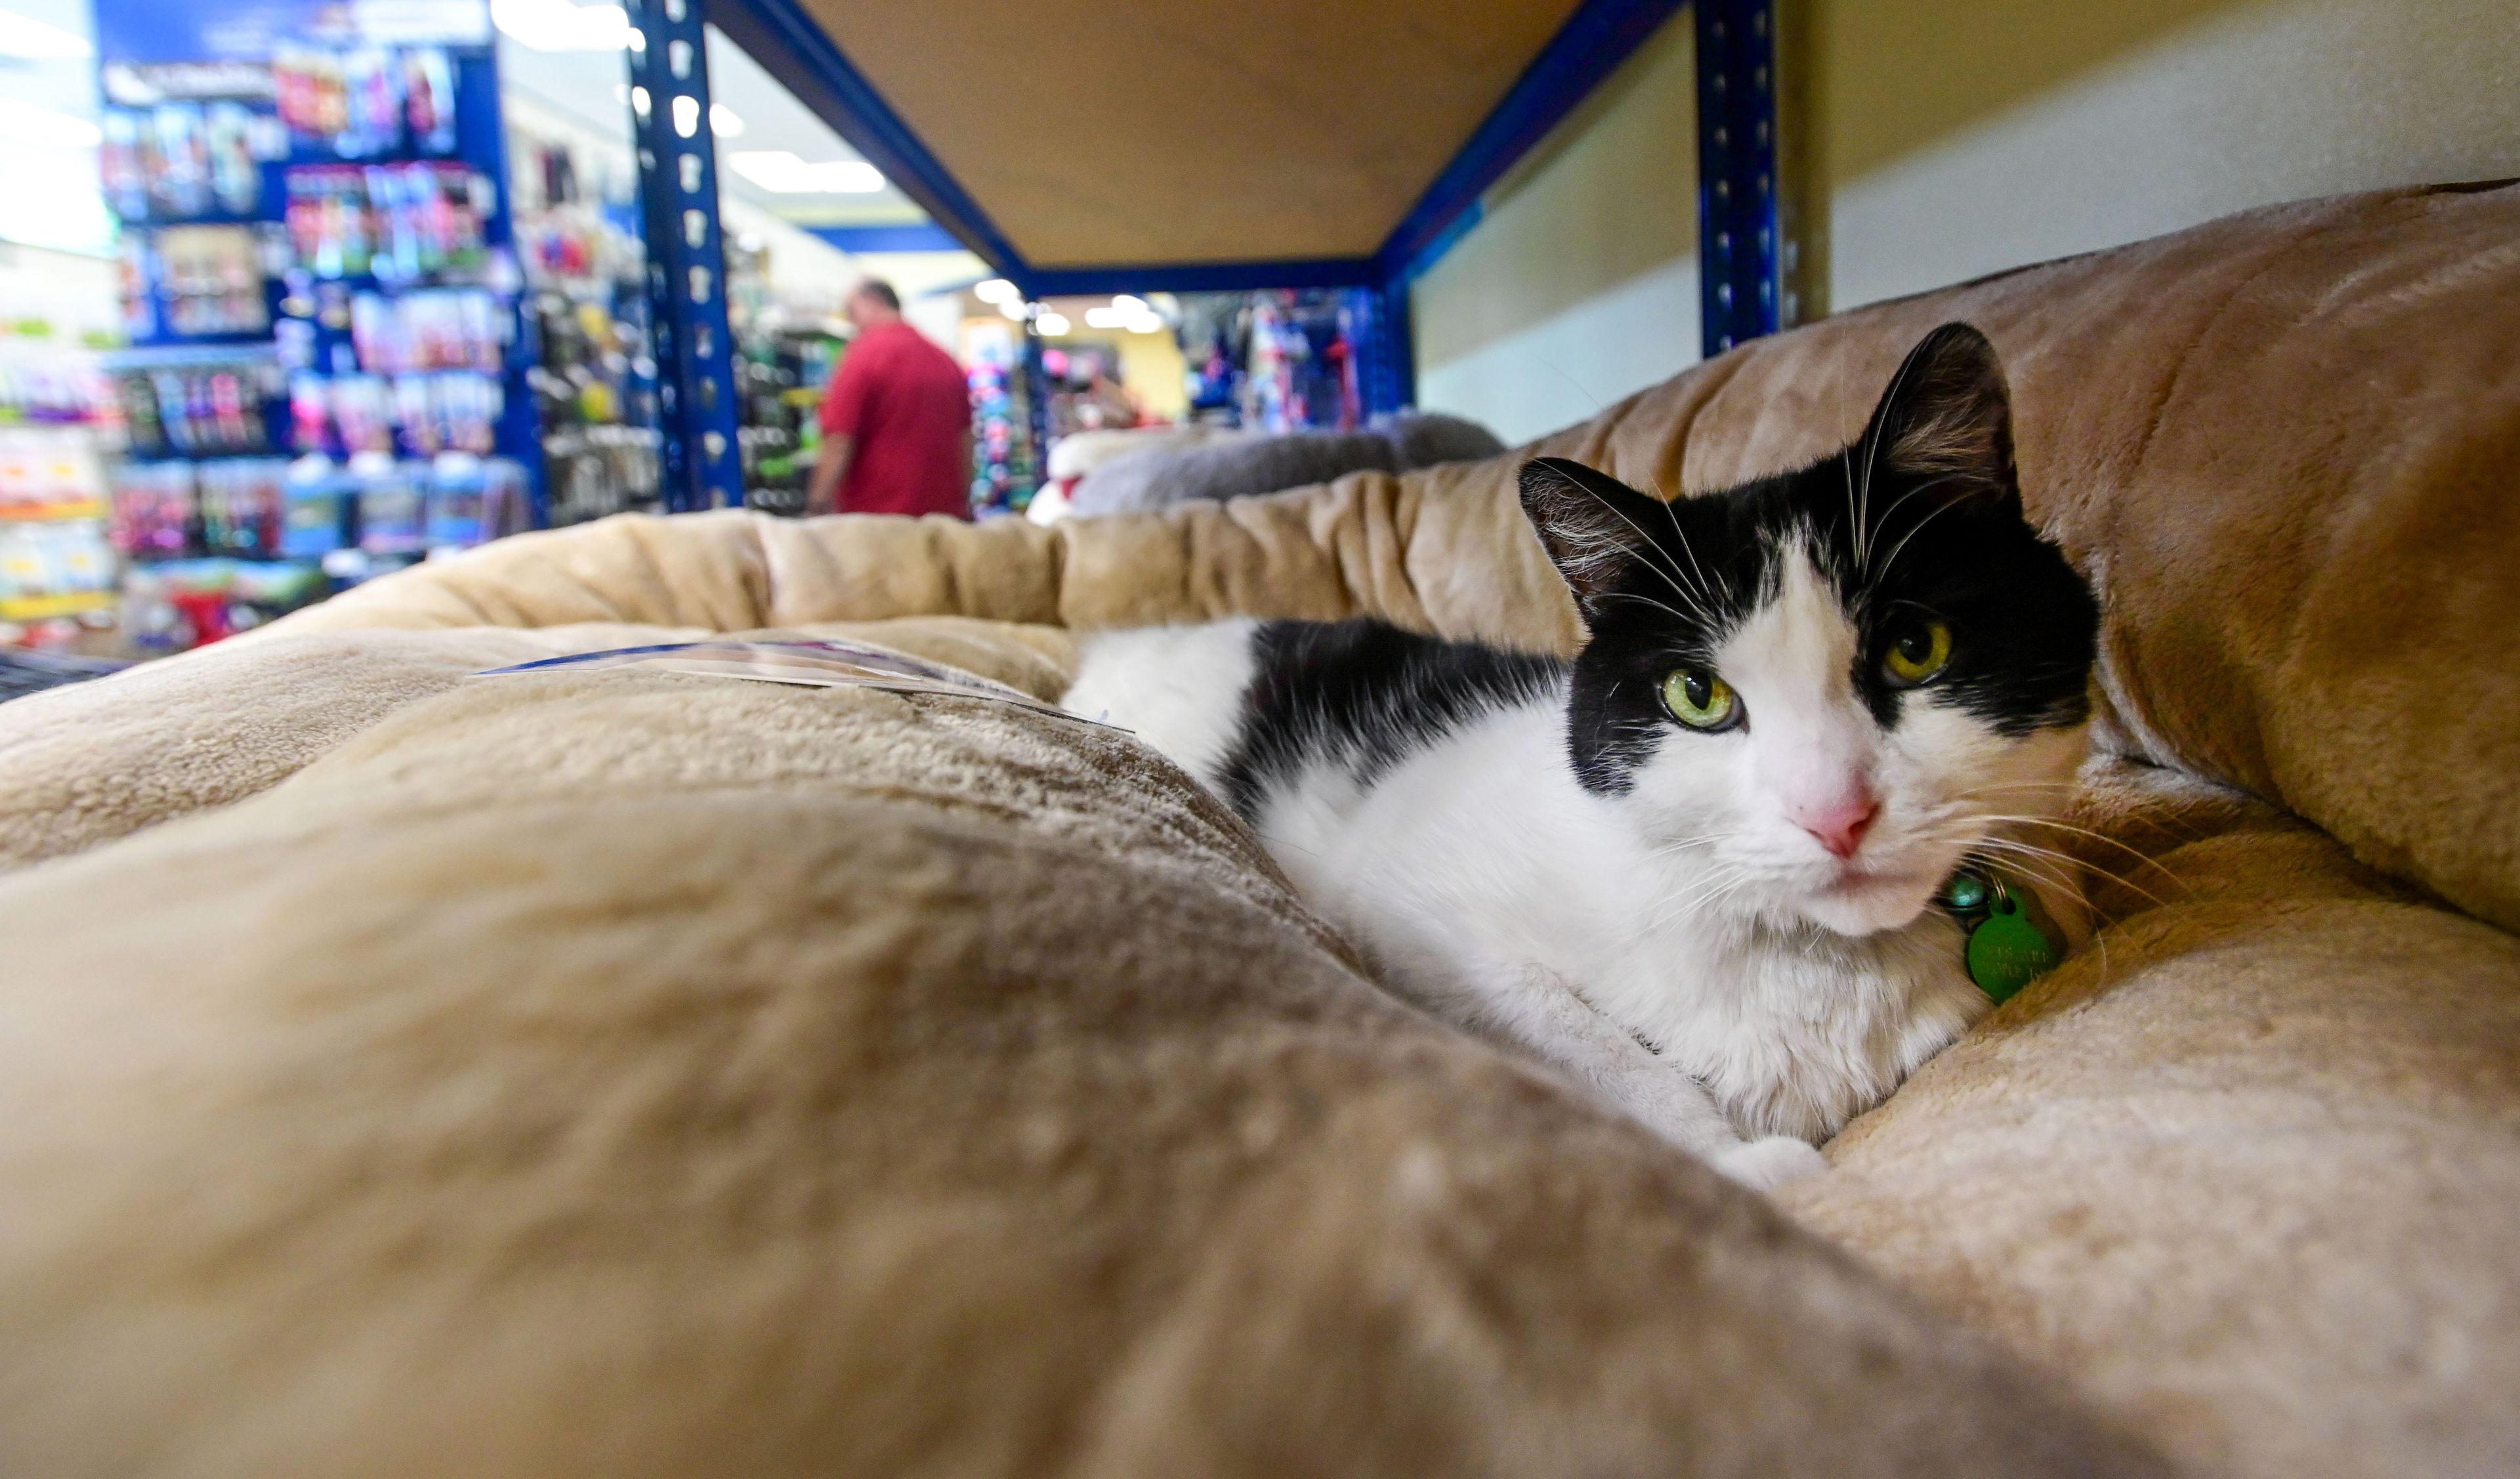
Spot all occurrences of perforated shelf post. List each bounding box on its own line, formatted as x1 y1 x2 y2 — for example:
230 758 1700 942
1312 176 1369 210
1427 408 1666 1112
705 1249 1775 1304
627 0 746 511
1694 0 1807 358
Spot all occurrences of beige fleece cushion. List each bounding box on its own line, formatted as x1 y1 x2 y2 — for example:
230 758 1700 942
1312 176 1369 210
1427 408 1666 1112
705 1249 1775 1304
0 652 2161 1479
0 616 1074 868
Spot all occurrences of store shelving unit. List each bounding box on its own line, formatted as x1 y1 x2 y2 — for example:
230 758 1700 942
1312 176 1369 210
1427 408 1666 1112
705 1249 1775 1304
644 0 1799 496
71 0 1801 535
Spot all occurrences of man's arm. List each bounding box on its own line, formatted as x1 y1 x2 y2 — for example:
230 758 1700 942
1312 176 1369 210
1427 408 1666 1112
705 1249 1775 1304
805 434 852 517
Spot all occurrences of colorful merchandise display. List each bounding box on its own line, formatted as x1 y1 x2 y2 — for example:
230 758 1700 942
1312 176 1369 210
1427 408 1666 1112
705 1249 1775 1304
113 349 285 458
0 337 123 634
716 235 841 519
508 125 665 526
1171 289 1374 434
0 425 119 628
962 319 1035 516
89 0 549 651
730 326 839 517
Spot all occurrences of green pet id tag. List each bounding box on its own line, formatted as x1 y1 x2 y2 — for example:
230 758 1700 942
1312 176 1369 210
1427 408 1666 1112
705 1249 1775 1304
1938 868 2060 1005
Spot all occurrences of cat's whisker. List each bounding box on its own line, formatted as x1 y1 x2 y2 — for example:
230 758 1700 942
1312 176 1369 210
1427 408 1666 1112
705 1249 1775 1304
1653 479 1724 616
1851 345 1928 559
1963 836 2178 916
1645 867 1756 931
1843 441 1866 570
1596 591 1698 627
1563 481 1721 618
1967 813 2195 889
1862 495 1973 591
1855 473 1973 584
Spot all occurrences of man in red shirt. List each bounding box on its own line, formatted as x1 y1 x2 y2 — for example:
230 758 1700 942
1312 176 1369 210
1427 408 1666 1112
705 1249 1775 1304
807 279 973 519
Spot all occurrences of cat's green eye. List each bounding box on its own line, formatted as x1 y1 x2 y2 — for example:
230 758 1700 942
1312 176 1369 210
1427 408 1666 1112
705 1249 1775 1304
1660 668 1741 731
1882 616 1954 687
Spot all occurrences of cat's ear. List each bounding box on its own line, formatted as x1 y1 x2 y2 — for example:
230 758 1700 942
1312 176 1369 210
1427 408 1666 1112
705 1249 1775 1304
1519 457 1674 605
1858 323 2019 513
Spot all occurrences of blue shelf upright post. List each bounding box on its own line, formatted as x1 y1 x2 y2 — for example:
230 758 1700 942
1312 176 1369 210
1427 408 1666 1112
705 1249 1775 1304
1350 281 1414 419
1021 318 1051 496
627 0 746 511
1694 0 1796 358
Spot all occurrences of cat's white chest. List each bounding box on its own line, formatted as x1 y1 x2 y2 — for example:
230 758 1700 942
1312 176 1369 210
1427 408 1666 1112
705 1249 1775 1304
1248 702 1985 1144
1585 909 1986 1140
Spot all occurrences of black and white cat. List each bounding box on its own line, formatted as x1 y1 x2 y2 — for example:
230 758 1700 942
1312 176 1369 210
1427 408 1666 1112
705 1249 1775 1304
1062 325 2101 1188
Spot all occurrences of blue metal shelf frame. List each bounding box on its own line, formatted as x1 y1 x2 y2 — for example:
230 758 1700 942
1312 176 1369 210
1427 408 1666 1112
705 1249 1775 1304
627 0 746 512
1374 0 1689 287
706 0 1026 273
804 223 967 255
677 0 1786 433
1694 0 1785 356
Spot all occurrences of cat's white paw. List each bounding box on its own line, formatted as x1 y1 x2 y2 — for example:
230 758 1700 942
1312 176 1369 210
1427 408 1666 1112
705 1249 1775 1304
1711 1135 1829 1191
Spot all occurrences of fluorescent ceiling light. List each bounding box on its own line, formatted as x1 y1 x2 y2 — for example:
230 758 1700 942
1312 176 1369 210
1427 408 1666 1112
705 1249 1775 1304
0 7 91 57
492 0 631 52
996 299 1026 322
725 150 883 194
709 102 742 137
1085 298 1166 335
0 97 102 149
973 278 1018 305
1035 312 1070 337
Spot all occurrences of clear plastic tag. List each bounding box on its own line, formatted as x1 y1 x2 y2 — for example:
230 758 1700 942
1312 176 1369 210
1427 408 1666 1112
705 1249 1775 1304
475 639 1124 729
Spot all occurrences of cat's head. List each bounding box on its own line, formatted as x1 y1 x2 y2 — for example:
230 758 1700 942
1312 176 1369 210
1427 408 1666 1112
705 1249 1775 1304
1519 323 2099 937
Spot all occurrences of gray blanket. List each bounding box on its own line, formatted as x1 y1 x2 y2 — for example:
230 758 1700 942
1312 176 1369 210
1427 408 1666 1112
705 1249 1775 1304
1068 412 1506 516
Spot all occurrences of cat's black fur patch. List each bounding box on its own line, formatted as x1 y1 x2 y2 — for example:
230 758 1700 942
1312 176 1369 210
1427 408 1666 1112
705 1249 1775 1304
1521 323 2100 795
1215 618 1565 823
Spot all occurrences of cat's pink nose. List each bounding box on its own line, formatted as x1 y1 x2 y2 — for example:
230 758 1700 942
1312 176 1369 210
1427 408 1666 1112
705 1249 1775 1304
1797 794 1878 860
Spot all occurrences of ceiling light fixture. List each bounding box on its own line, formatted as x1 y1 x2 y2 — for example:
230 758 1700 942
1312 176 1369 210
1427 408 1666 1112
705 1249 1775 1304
491 0 633 52
0 97 102 149
0 7 91 58
725 150 884 194
1034 311 1070 337
973 278 1018 304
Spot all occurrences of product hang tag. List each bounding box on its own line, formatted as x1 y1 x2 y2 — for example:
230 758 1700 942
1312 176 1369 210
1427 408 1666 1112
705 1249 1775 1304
474 639 1129 731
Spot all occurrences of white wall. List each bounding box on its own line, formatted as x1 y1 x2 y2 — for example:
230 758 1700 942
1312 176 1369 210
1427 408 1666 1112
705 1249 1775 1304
1417 257 1698 446
1406 0 2519 440
1813 0 2520 311
1409 14 1699 446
